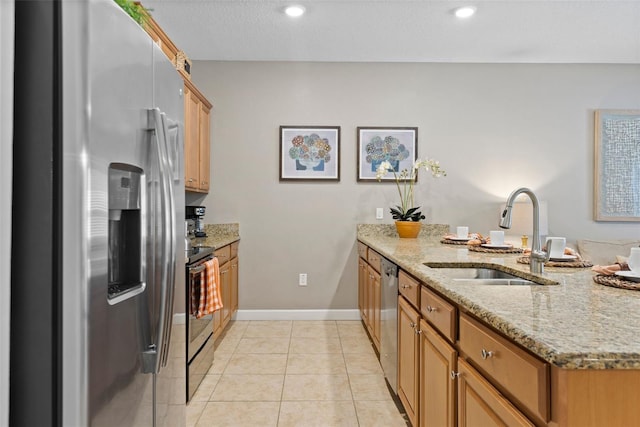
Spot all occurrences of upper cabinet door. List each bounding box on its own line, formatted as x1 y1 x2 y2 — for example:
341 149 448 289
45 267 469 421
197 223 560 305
198 103 211 191
184 84 200 190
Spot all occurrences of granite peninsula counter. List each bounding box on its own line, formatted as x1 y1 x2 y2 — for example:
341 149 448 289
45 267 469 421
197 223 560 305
192 223 240 249
357 224 640 370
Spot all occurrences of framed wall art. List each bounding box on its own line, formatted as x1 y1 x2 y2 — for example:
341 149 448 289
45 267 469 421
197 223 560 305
357 127 418 181
594 110 640 221
280 126 340 181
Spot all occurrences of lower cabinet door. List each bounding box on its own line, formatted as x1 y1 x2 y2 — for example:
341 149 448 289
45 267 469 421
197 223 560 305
371 268 381 350
358 257 366 319
420 320 457 427
398 296 420 427
220 261 231 328
457 358 534 427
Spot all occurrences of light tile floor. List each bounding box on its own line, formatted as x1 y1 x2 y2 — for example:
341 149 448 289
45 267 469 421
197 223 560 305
187 320 409 427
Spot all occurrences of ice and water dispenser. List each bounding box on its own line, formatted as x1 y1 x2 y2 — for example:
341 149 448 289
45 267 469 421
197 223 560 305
107 163 144 302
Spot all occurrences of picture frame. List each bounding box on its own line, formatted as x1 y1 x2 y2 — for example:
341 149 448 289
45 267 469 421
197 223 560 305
594 110 640 221
279 126 341 181
357 127 418 182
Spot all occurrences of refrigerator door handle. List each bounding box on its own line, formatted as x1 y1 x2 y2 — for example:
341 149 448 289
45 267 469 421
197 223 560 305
158 114 179 368
142 108 175 374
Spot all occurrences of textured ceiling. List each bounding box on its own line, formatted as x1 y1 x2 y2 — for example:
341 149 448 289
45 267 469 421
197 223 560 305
142 0 640 63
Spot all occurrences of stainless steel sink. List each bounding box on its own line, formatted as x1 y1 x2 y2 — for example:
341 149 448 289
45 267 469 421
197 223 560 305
425 266 542 286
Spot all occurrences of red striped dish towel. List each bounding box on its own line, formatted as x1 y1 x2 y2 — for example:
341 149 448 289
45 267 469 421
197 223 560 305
195 258 222 319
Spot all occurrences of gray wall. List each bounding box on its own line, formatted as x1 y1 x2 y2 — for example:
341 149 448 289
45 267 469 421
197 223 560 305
1 0 14 421
189 61 640 311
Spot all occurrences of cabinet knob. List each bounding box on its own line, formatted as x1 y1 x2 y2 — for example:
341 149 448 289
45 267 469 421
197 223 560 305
410 322 416 328
188 178 194 182
415 329 422 335
481 349 494 360
402 284 411 289
426 305 437 313
450 371 460 380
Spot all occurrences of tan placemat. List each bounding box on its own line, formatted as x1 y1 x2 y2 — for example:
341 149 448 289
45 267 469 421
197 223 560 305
468 246 523 254
517 256 593 268
593 274 640 291
440 239 469 246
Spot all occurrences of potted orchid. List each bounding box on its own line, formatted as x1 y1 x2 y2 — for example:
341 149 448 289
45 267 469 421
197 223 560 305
376 158 446 237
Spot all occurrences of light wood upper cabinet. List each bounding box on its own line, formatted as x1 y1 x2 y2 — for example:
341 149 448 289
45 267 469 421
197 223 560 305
139 10 212 194
184 84 200 188
184 80 211 193
198 102 211 191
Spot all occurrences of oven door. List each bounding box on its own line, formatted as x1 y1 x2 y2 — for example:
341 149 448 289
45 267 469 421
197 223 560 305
186 256 214 362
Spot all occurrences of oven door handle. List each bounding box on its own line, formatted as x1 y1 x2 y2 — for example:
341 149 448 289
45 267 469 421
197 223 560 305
189 263 207 275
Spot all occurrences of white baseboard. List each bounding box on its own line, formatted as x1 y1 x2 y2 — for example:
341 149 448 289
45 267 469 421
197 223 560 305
174 313 186 324
234 309 361 321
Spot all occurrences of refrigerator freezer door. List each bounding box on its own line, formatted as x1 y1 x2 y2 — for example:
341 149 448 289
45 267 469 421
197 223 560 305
61 0 185 426
86 2 155 426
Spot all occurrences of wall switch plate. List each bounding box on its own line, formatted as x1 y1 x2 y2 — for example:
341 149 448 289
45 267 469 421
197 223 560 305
376 208 384 219
299 273 307 286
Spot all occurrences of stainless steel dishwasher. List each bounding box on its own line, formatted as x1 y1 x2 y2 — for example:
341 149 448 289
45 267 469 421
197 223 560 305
380 257 399 394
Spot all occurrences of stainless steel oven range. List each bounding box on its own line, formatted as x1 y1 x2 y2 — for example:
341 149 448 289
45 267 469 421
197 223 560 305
185 245 215 402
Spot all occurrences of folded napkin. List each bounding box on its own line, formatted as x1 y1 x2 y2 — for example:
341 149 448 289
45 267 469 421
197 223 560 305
443 232 486 246
523 247 582 259
591 262 630 276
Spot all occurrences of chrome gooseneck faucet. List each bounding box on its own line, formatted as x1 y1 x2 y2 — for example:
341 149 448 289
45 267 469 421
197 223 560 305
499 187 550 274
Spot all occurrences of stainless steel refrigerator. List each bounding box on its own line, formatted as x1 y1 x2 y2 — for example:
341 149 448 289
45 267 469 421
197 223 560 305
11 0 186 425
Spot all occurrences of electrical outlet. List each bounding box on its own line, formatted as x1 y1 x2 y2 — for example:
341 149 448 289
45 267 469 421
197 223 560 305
376 207 384 219
299 273 307 286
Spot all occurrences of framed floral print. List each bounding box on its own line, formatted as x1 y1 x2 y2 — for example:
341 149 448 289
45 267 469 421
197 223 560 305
357 127 418 182
280 126 341 181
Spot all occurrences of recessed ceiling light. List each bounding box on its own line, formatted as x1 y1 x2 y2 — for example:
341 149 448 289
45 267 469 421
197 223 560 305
284 5 306 17
454 6 476 19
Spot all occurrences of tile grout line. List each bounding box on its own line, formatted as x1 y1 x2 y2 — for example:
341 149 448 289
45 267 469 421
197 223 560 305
338 323 363 426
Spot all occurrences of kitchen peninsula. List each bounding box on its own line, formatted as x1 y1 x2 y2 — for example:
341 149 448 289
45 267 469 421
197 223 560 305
357 224 640 427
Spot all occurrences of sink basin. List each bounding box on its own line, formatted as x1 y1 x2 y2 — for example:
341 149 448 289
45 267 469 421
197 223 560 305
425 266 542 286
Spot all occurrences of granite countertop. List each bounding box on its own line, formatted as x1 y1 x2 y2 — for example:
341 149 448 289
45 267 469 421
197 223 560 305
191 223 240 249
357 224 640 370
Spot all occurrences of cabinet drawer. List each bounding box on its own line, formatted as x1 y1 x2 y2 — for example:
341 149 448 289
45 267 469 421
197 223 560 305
367 249 382 273
398 270 420 309
230 241 239 259
420 287 456 343
457 358 534 427
357 241 368 260
214 245 231 266
459 313 549 424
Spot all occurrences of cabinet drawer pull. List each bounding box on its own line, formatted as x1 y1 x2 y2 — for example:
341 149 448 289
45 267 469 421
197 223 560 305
425 305 437 313
402 284 411 289
481 349 494 359
188 178 194 182
450 371 460 380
